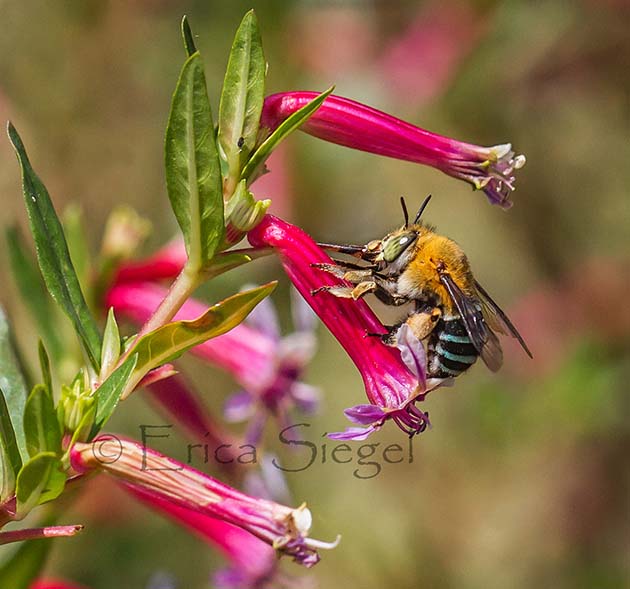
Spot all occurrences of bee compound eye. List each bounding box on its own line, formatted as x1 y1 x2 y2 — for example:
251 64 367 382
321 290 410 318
383 231 418 262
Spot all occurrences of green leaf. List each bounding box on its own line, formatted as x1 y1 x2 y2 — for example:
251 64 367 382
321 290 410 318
62 204 91 301
24 384 61 457
38 341 52 396
5 226 63 362
0 391 21 501
0 514 57 589
91 353 138 437
241 86 334 182
165 52 224 271
100 308 121 379
0 307 29 463
124 283 276 394
7 123 102 370
15 453 65 517
218 10 266 185
181 15 197 57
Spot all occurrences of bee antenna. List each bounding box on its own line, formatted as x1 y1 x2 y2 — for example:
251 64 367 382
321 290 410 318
400 196 410 228
413 194 432 224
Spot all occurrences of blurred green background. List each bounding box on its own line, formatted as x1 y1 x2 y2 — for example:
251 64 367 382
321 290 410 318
1 1 629 588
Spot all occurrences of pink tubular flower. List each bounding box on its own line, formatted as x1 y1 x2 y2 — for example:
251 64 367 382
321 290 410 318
127 487 278 588
71 436 338 567
248 215 430 440
113 238 187 284
107 283 319 442
147 374 243 466
261 92 525 208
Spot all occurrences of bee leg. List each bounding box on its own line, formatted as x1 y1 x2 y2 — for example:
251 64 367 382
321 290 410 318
312 259 376 272
311 280 377 300
311 285 354 298
406 307 442 340
311 263 349 280
312 263 375 285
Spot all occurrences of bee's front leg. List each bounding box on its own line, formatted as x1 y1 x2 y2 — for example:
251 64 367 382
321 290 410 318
311 280 377 300
312 263 375 284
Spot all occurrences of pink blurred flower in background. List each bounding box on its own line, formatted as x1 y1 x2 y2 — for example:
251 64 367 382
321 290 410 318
107 282 320 443
378 1 485 107
30 581 88 589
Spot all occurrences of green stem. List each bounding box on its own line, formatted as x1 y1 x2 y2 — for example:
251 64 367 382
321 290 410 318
136 265 201 339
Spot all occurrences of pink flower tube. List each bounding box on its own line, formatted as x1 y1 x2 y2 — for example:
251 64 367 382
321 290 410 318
71 436 338 567
127 487 277 587
248 215 430 440
261 92 525 208
113 238 187 284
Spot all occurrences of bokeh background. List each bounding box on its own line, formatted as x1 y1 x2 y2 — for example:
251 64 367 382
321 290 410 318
1 1 629 588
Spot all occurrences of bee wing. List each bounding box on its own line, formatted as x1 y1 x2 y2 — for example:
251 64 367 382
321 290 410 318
439 273 503 372
474 280 533 359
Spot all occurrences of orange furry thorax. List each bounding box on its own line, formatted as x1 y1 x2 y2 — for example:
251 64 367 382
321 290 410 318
403 228 475 314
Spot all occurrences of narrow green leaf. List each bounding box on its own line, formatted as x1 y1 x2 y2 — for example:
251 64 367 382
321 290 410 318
165 53 224 271
91 353 138 437
38 341 52 396
218 10 266 183
5 226 63 362
181 15 197 56
0 307 29 463
24 385 61 458
125 282 276 394
241 86 334 182
100 308 121 379
15 453 65 517
7 123 102 370
62 204 91 300
0 514 57 589
0 391 21 500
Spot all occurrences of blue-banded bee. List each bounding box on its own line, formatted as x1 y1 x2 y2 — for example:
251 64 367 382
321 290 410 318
313 195 532 382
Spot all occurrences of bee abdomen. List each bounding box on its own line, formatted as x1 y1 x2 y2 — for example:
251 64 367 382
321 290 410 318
428 318 478 378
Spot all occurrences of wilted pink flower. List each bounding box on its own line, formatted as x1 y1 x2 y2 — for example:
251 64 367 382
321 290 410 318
261 92 525 207
248 215 430 440
71 436 338 567
107 283 319 442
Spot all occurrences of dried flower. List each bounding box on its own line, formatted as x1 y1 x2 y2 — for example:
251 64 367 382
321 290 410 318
261 92 525 207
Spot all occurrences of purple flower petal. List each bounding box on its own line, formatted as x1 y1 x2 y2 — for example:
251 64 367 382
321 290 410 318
290 382 321 414
290 285 317 333
394 323 427 388
343 404 387 425
278 332 317 369
224 391 255 423
327 425 379 441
